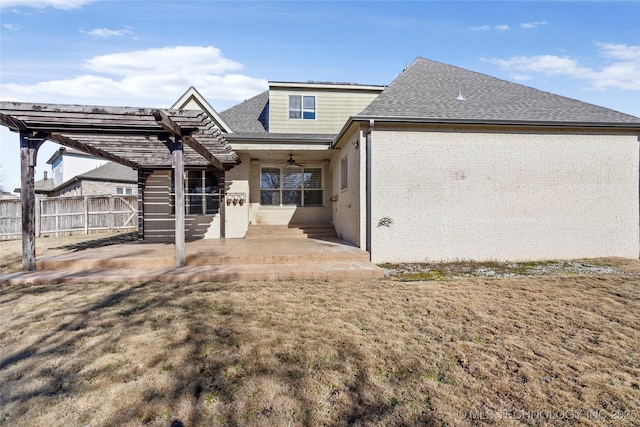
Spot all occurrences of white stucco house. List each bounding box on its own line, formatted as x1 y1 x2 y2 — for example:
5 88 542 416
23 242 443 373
163 57 640 263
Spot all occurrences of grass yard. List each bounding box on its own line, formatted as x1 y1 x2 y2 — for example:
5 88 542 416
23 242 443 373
1 235 639 426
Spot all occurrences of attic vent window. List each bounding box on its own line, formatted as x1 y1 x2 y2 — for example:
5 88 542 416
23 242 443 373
289 95 316 120
456 90 466 101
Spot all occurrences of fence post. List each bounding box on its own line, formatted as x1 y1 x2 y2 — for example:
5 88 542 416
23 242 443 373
35 198 41 237
84 196 89 234
109 196 115 230
55 197 60 236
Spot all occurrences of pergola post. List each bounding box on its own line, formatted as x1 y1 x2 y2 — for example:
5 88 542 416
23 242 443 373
172 141 185 267
219 172 226 239
19 132 45 271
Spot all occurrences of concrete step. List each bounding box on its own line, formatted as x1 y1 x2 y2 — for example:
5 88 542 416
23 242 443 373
186 248 370 266
23 237 384 284
36 237 369 271
245 224 337 240
4 261 384 285
38 247 370 270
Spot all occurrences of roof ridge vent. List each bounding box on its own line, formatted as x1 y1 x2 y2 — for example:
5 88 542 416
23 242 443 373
456 90 466 101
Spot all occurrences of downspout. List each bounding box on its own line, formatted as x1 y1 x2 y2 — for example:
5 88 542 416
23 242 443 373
365 119 374 256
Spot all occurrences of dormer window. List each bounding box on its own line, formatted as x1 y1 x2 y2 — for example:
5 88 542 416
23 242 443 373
289 95 316 120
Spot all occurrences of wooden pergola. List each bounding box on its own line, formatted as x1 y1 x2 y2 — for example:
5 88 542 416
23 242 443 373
0 101 239 270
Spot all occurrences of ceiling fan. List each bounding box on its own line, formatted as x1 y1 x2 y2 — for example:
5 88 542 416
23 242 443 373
285 154 305 167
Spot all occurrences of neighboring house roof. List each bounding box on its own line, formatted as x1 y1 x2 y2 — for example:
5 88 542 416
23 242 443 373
47 147 102 164
34 177 57 193
359 57 640 125
0 190 19 199
34 162 137 195
219 91 269 133
77 162 137 182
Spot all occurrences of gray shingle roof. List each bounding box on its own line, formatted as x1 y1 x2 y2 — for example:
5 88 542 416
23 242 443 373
34 162 137 195
79 162 137 182
34 178 56 193
359 57 640 124
219 91 269 133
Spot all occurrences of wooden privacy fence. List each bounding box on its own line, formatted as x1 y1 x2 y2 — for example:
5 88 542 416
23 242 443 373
0 195 138 240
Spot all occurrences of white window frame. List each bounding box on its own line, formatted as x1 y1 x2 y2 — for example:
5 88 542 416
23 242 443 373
116 186 133 195
260 165 323 207
288 95 316 120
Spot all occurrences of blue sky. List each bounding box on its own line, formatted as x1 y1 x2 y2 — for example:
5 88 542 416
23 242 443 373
1 0 639 193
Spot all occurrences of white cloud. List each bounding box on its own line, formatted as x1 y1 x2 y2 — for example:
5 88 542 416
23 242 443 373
482 43 640 91
2 23 20 30
0 46 268 108
471 24 510 31
521 21 548 29
597 42 640 61
84 46 243 76
81 28 133 38
0 0 94 9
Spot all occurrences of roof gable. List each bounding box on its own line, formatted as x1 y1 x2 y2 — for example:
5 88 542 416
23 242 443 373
172 86 233 133
359 57 640 124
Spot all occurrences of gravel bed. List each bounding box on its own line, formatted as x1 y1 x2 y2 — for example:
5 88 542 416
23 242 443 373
382 260 636 280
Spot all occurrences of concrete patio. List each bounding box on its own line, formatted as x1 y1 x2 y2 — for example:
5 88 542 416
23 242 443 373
1 237 384 285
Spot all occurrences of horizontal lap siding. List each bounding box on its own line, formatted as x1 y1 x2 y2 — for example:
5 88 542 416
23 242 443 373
143 171 174 242
370 129 639 263
269 89 380 134
142 170 219 241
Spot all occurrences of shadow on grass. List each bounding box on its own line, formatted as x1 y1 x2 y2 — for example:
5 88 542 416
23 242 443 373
0 280 440 426
52 232 139 252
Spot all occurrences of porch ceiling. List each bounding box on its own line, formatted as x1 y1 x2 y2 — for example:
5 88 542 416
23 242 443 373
0 101 240 170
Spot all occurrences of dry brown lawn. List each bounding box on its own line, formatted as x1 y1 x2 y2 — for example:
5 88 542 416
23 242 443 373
1 235 639 426
0 232 137 275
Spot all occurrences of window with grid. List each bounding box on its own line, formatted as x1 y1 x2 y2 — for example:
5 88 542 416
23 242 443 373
116 187 133 195
288 95 316 120
261 166 323 206
171 170 220 215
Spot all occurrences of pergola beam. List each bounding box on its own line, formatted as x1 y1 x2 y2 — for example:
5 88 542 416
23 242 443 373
153 110 197 137
49 133 141 170
183 135 226 171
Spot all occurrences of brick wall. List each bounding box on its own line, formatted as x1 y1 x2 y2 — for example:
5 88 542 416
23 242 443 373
370 128 639 263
